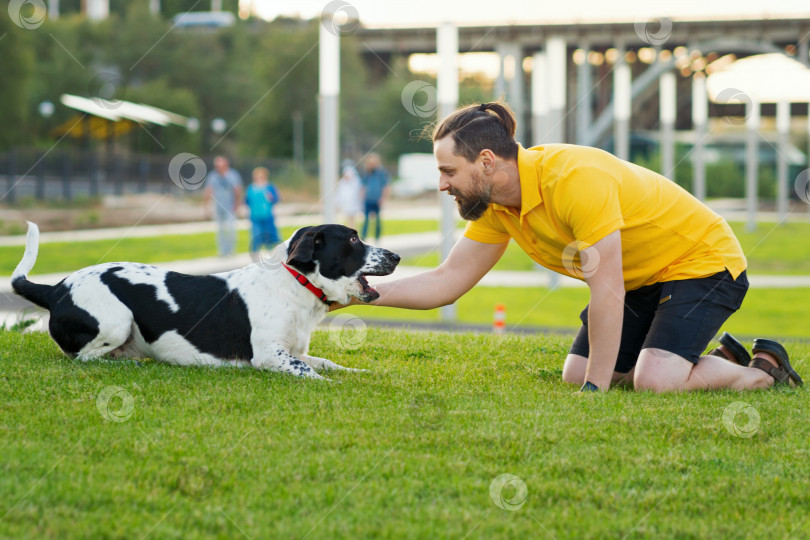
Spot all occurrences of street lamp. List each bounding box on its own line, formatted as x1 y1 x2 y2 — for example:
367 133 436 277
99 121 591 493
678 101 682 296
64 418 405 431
37 101 56 200
211 117 226 135
38 101 55 142
39 101 55 118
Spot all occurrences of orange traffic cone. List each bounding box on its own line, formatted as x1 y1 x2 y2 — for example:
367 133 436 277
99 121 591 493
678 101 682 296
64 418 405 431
493 303 506 334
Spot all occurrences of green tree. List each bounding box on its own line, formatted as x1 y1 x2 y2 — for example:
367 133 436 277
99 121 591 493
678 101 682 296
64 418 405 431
341 59 493 165
0 14 34 149
12 9 497 166
26 15 113 146
124 78 201 154
100 3 259 154
239 20 321 159
161 0 239 18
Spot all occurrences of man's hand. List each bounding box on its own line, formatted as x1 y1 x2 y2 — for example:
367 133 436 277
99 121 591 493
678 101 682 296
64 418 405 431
579 381 600 392
328 298 362 312
372 237 507 309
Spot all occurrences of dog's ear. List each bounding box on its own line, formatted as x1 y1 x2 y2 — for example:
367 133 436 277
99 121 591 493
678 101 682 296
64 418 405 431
286 229 322 271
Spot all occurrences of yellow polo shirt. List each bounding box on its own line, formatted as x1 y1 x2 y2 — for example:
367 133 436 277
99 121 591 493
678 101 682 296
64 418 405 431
464 144 746 291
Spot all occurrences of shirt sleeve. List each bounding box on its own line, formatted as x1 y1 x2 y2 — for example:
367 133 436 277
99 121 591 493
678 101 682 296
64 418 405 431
552 168 625 246
463 207 511 244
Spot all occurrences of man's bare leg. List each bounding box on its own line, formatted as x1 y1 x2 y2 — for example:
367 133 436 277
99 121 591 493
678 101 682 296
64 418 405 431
633 348 778 392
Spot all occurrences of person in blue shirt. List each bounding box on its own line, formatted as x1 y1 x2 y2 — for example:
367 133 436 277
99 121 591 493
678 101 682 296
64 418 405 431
245 166 281 262
360 153 390 241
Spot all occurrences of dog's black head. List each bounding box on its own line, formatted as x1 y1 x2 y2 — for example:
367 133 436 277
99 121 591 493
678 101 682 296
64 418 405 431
285 225 400 303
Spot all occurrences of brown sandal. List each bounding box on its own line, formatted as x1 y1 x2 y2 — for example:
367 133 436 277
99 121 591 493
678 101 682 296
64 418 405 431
749 339 803 387
708 332 751 367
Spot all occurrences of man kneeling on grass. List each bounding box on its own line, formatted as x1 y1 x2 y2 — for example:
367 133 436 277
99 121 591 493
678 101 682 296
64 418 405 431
335 101 803 393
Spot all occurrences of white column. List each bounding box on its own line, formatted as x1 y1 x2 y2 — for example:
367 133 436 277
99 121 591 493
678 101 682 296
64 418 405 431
745 100 760 232
438 22 459 321
149 0 160 16
776 101 790 223
576 45 592 145
48 0 59 19
546 37 567 144
495 43 507 99
803 103 810 215
659 71 676 179
319 17 340 224
532 52 548 144
614 46 631 161
494 43 525 143
691 74 708 201
211 0 222 11
509 46 525 144
85 0 109 20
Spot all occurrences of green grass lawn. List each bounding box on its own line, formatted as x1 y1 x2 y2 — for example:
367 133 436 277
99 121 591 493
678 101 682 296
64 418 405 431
1 328 808 539
0 220 446 276
342 286 810 339
730 221 810 275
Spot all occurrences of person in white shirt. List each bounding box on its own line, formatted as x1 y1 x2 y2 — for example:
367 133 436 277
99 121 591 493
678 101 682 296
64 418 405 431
335 160 363 229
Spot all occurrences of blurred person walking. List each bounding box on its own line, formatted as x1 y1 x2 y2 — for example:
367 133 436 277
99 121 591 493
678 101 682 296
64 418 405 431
360 153 390 241
335 159 363 229
204 156 243 257
245 166 281 262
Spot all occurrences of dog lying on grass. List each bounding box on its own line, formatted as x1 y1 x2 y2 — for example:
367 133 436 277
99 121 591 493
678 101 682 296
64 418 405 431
12 222 399 379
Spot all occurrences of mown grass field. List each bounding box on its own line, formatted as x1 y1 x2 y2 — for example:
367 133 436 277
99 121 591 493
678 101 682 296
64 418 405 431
1 328 809 539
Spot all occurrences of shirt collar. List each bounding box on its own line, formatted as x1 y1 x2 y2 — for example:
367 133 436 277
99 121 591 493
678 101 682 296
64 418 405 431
490 144 544 222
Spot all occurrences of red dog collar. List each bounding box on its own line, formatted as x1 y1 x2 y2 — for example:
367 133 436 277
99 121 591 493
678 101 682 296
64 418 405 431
282 263 329 304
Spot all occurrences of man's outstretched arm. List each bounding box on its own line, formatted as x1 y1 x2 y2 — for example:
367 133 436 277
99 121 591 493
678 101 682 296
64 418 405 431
370 236 508 310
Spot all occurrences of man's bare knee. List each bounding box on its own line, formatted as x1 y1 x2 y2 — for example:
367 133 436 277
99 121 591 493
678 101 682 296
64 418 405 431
562 354 587 385
634 349 692 392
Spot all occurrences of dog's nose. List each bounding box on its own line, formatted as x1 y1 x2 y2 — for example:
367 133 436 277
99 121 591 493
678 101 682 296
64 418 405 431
390 253 401 263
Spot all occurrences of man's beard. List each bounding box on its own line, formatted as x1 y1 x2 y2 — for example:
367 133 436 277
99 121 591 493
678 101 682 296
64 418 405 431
451 170 492 221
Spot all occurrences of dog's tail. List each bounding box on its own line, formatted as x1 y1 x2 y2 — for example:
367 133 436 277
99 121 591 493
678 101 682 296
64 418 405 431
11 222 53 310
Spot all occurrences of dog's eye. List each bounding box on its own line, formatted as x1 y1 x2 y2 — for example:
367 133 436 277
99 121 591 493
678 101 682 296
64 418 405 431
350 235 359 243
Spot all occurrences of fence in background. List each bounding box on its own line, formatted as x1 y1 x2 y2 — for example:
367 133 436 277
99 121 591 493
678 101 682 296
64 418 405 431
0 147 317 203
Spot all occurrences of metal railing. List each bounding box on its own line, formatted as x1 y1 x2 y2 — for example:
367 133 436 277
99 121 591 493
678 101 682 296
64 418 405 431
0 147 317 203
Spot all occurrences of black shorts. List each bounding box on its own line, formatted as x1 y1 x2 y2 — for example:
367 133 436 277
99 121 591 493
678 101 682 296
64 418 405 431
569 270 749 373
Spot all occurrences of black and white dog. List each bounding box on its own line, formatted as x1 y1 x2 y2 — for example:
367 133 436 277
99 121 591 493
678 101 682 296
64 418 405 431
11 222 399 379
